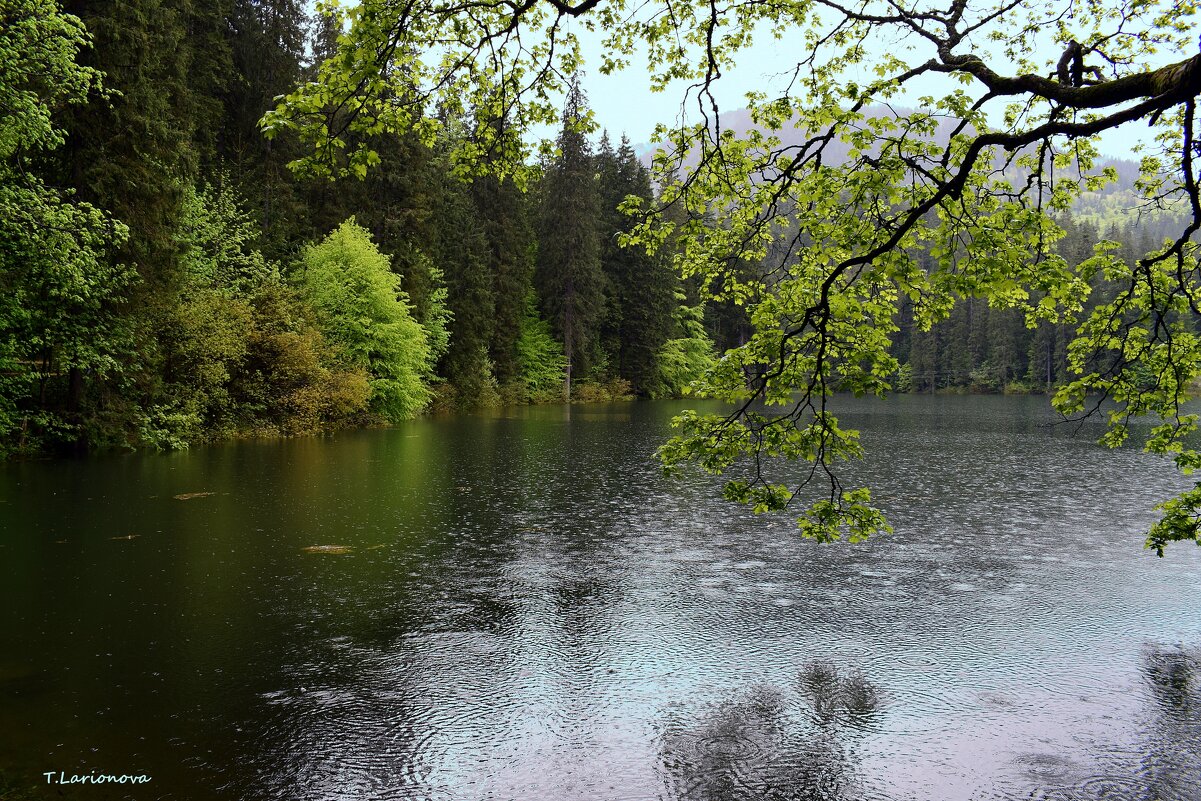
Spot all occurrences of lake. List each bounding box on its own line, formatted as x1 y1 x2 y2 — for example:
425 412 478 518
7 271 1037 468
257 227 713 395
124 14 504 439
1 395 1199 800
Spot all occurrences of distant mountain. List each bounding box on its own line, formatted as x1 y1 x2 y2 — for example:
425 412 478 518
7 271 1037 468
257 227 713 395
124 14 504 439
633 105 972 168
631 106 1163 228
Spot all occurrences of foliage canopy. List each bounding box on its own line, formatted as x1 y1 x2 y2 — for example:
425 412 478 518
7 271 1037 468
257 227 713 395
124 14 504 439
0 0 132 455
273 0 1201 551
301 220 432 422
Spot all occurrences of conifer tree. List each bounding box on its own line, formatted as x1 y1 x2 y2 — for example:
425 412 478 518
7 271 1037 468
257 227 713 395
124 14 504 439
432 169 495 404
657 294 717 398
56 0 198 281
472 155 534 387
222 0 310 254
596 134 677 395
595 131 621 365
48 0 216 443
183 0 235 171
535 79 604 399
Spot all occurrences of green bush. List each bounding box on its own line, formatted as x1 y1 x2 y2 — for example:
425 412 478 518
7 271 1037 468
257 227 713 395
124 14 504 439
233 281 371 435
573 378 635 403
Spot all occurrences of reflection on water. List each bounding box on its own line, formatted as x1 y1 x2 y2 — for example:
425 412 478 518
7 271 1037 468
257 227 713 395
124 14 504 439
1143 646 1198 715
1 396 1200 800
1136 646 1201 801
661 662 880 801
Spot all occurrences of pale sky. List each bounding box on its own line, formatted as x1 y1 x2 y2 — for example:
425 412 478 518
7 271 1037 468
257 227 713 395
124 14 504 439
316 3 1154 160
563 23 1151 160
559 19 797 150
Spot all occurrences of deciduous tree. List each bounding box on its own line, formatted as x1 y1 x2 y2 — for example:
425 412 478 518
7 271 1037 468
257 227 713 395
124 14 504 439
300 220 432 421
267 0 1201 551
0 0 133 455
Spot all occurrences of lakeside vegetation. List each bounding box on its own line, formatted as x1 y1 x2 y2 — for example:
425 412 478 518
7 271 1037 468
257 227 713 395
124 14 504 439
7 0 1201 550
3 1 1181 463
1 1 719 458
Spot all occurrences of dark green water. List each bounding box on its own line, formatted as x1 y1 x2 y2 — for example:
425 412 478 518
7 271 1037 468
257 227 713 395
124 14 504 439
1 396 1199 800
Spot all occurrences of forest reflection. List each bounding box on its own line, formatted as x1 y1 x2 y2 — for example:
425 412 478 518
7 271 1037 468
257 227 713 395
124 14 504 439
659 661 880 801
1138 645 1201 801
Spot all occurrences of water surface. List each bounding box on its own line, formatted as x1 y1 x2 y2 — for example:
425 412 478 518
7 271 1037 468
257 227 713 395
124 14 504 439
1 396 1199 800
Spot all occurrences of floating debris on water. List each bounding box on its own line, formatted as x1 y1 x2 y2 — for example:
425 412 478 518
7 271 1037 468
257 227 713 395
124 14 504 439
302 545 353 555
173 492 215 501
109 535 140 541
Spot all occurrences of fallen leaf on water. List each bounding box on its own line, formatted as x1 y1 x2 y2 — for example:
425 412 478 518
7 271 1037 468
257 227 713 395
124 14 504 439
173 492 215 501
302 545 353 555
110 535 140 541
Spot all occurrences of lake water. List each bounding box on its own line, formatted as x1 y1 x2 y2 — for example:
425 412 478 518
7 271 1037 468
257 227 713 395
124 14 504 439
1 395 1199 800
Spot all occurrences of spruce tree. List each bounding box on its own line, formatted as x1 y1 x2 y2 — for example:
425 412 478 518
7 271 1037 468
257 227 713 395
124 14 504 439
596 135 677 395
183 0 235 171
222 0 310 255
534 79 603 399
56 0 198 281
50 0 214 444
434 182 494 404
430 123 495 405
471 116 534 388
595 131 621 367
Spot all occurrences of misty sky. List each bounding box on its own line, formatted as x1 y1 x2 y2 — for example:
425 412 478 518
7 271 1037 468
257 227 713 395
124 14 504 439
564 23 1150 160
313 3 1154 159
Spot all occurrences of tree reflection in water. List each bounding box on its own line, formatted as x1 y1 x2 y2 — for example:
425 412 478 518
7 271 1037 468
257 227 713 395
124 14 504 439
1138 645 1201 801
659 661 880 801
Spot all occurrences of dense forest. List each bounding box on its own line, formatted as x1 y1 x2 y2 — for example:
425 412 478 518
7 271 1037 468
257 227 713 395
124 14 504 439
1 0 717 458
895 209 1192 394
0 0 1182 459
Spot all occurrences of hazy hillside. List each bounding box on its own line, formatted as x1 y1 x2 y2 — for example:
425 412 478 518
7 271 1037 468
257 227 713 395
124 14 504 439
633 107 1179 231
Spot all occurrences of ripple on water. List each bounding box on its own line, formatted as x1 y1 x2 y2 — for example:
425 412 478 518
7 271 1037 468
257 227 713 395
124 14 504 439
9 397 1201 801
1018 764 1184 801
687 730 768 762
818 642 873 660
883 652 938 670
1025 784 1086 801
1076 774 1152 800
1012 751 1083 785
871 686 986 735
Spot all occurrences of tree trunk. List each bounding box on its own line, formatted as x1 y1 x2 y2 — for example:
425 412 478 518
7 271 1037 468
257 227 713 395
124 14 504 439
563 320 573 401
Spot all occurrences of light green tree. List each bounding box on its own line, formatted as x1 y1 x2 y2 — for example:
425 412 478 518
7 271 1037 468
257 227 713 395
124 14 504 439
267 0 1201 552
657 294 717 399
300 220 432 421
144 178 282 447
515 291 569 401
176 178 278 294
416 256 454 379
